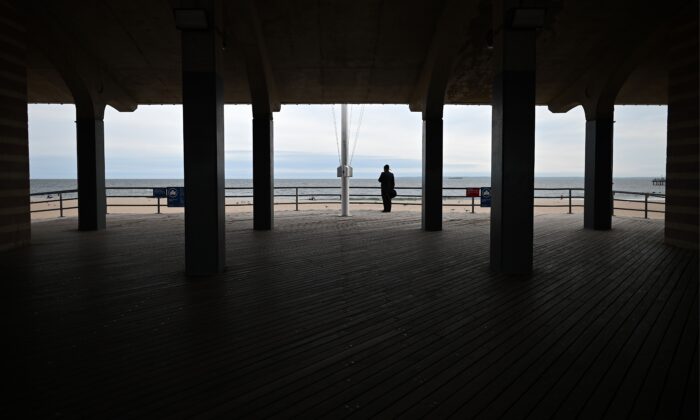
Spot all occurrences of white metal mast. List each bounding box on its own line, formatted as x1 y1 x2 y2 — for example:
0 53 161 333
337 104 352 216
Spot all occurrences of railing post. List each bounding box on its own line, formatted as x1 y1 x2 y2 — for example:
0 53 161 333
611 191 615 216
644 193 648 219
568 189 572 214
157 197 161 214
471 196 475 213
59 192 64 217
295 187 299 211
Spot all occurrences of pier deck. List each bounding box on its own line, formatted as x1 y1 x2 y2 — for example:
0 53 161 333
4 212 698 418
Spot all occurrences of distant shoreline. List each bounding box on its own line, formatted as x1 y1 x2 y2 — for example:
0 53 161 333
29 176 663 181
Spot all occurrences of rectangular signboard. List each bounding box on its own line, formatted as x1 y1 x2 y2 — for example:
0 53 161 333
466 188 480 197
480 187 492 207
153 188 167 198
167 187 185 207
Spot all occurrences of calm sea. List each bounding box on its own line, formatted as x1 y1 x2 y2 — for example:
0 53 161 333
30 177 665 202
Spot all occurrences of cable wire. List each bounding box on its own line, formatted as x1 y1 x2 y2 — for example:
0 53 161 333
349 104 365 165
331 104 341 165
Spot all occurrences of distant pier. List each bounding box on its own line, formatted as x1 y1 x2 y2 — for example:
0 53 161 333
652 177 666 186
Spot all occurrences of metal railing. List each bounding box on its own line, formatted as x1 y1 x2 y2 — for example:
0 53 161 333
612 190 666 219
29 186 665 219
29 189 78 217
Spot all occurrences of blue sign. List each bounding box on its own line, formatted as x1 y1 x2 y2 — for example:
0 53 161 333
480 187 492 208
153 188 167 198
167 187 185 207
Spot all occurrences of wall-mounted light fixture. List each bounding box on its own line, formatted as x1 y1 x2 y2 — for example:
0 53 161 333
510 8 546 29
174 8 209 31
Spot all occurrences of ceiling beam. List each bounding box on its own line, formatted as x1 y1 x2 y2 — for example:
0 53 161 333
27 1 137 115
231 0 280 116
409 0 479 119
547 2 683 117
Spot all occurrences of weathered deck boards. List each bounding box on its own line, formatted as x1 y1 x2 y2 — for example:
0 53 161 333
3 211 697 418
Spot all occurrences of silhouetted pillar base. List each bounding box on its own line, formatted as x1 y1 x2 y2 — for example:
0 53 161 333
76 115 106 231
584 116 614 230
253 115 273 230
422 117 443 231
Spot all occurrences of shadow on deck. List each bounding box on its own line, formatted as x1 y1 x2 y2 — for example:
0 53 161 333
4 212 698 418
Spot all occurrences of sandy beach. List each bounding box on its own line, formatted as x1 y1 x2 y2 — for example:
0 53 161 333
29 196 665 221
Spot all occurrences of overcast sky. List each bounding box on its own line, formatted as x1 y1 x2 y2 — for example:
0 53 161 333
27 104 667 179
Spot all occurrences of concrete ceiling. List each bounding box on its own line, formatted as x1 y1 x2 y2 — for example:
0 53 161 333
25 0 684 110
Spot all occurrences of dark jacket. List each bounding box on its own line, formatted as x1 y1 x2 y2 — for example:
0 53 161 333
378 171 395 192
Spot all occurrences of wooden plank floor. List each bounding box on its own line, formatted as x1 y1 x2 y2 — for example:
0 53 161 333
3 211 698 419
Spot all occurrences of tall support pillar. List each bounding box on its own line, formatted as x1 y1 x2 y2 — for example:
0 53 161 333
0 0 30 251
490 1 537 274
235 0 280 230
178 1 225 275
76 106 106 231
583 111 614 230
664 5 698 250
253 113 273 230
411 1 480 231
27 2 137 235
422 117 443 231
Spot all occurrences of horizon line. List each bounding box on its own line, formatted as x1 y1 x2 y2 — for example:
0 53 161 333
30 175 664 180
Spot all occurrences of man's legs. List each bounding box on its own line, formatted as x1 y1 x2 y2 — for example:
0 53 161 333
381 191 389 212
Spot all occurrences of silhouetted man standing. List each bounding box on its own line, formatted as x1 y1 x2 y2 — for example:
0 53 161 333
378 164 395 212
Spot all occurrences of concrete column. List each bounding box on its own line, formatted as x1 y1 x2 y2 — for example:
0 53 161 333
664 5 698 250
422 117 443 231
490 2 537 274
180 1 225 275
253 114 273 230
583 112 614 230
76 110 106 231
0 0 30 251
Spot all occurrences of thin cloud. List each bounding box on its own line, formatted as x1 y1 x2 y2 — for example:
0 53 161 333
27 103 667 179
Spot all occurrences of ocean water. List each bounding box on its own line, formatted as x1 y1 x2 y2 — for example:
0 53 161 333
30 177 665 202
